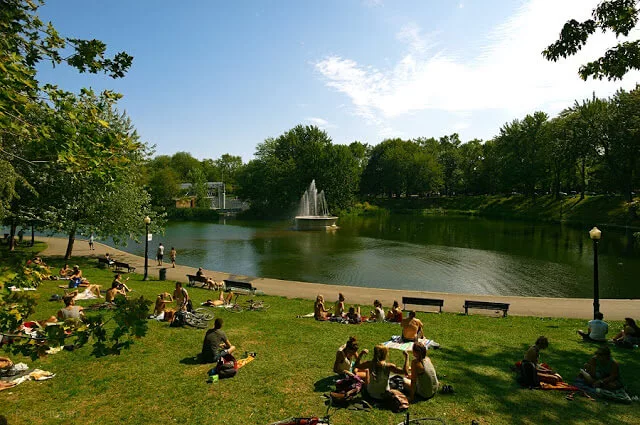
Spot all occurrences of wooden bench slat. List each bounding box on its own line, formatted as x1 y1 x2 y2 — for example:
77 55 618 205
402 296 444 313
464 300 510 317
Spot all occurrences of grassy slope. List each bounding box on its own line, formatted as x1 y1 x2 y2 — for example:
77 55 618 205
1 250 639 425
369 195 640 228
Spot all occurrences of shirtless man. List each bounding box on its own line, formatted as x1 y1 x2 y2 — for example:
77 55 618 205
401 311 424 342
173 282 190 311
106 281 126 303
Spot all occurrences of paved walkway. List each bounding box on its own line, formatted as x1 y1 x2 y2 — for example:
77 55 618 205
40 237 639 320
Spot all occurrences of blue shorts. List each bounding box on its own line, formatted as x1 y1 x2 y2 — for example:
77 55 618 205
68 278 81 289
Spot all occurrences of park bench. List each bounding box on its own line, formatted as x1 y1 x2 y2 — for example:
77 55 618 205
186 274 209 288
402 296 444 313
113 261 136 273
223 279 256 295
97 258 114 269
464 300 510 317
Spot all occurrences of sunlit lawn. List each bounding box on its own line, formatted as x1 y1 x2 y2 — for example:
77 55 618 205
1 245 639 425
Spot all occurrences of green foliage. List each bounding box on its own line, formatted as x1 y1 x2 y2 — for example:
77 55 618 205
165 207 220 221
543 0 640 80
187 167 210 208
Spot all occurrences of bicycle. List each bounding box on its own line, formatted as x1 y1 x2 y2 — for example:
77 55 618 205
246 298 270 311
268 402 331 425
184 308 215 328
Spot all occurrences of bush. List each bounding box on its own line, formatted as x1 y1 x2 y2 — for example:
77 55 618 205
165 207 220 222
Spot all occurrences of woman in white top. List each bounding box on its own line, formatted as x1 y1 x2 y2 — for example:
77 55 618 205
368 299 385 323
333 336 369 380
404 341 439 400
356 344 409 400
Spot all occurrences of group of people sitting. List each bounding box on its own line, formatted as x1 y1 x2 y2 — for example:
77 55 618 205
314 294 404 324
333 336 439 403
520 335 624 391
577 312 640 348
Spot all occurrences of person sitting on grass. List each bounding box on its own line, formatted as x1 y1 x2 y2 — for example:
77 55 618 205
368 300 385 322
403 341 438 401
196 267 222 290
202 290 234 307
154 292 174 316
58 264 72 279
173 281 191 312
334 293 346 317
346 306 362 324
68 265 87 288
57 294 85 321
112 274 131 293
334 336 369 380
578 346 623 390
314 295 330 321
355 344 409 400
521 336 562 386
106 281 127 303
577 312 608 342
401 311 424 342
200 318 236 364
611 317 640 346
386 300 403 323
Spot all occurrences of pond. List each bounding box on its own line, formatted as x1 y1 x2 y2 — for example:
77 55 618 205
107 214 640 299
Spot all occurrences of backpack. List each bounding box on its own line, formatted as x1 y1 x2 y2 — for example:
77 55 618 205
216 354 238 379
387 389 409 413
517 361 539 388
329 373 363 405
170 311 186 327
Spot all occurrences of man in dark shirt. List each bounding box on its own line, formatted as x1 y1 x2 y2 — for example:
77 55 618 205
201 318 236 363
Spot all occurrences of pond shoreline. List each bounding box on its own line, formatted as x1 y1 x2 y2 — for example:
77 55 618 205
39 236 639 320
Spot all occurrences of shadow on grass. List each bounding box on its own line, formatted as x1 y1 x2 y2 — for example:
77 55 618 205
314 375 337 392
179 355 202 365
443 343 638 425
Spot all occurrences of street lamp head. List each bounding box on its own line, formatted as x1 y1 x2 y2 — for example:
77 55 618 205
589 227 602 241
144 216 151 225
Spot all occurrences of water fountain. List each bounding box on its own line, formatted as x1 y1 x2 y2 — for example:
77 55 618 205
295 180 338 230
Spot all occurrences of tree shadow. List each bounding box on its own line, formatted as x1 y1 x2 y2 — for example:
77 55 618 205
314 375 337 392
441 343 639 425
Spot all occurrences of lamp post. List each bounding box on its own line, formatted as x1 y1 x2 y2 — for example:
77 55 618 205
143 216 151 281
589 226 602 319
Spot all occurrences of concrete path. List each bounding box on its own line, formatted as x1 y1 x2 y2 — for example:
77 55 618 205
40 237 639 320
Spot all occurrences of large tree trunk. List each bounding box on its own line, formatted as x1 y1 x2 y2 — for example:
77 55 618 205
64 227 76 260
8 221 16 252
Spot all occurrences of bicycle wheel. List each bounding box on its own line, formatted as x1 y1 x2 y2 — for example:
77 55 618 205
225 304 244 313
251 303 270 311
184 314 207 328
193 308 214 321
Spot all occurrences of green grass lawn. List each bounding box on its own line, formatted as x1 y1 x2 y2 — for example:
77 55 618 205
2 246 640 425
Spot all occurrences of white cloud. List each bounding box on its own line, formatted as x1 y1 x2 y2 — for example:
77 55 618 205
363 0 383 7
458 2 464 9
315 0 640 128
306 117 336 129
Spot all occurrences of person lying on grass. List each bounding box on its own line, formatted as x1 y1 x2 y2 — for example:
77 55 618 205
386 300 403 323
334 336 369 380
403 341 438 401
579 345 623 390
200 318 236 364
314 295 330 321
202 290 234 307
355 344 409 400
401 311 424 342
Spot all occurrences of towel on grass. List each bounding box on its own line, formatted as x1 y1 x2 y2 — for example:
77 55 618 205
573 377 632 403
0 361 55 390
382 335 440 351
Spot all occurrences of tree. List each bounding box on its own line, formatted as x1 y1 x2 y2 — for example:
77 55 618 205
187 167 210 208
0 0 133 222
458 139 484 194
543 0 640 80
170 152 202 181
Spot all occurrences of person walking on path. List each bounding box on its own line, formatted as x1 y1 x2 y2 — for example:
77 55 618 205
17 228 24 244
170 247 177 268
88 233 95 250
157 243 164 266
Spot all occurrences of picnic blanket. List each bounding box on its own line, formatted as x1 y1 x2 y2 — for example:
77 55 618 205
573 377 632 403
0 361 55 391
382 335 440 351
237 354 256 369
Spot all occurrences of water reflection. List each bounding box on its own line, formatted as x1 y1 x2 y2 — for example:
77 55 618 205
104 215 640 299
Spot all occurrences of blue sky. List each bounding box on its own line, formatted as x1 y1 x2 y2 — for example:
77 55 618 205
38 0 640 162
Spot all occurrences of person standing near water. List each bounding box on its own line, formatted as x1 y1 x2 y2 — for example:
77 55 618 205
88 233 95 250
170 247 177 268
157 243 164 266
